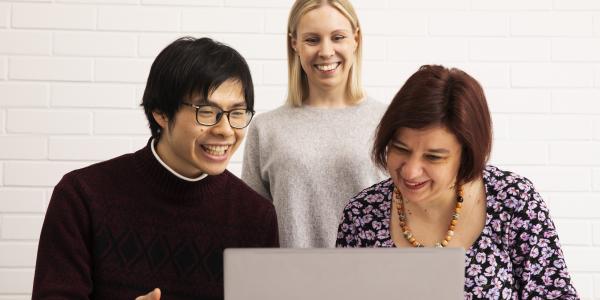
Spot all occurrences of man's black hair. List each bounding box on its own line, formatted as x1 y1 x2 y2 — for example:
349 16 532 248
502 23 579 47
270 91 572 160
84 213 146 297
142 36 254 139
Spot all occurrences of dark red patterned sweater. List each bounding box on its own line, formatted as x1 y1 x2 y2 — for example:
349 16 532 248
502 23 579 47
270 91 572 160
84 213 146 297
32 141 279 300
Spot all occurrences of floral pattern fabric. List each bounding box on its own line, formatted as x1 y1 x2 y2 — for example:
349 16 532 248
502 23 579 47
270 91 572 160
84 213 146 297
336 165 579 299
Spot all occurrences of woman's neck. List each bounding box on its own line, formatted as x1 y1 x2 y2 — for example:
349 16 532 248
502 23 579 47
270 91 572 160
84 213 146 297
304 83 353 108
405 179 481 222
404 189 457 222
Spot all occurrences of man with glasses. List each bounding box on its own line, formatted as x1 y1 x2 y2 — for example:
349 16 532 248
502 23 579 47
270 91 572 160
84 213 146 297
32 37 279 300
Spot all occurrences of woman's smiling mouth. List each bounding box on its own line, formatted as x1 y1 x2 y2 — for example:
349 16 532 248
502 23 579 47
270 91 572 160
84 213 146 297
314 62 341 73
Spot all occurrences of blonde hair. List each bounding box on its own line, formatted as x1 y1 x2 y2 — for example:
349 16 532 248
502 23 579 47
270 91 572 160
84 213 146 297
286 0 364 107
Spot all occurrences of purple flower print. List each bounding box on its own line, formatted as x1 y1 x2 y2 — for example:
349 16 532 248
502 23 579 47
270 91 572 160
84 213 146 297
467 264 482 276
376 229 388 240
335 166 578 299
527 208 537 220
372 220 381 230
360 214 373 224
476 252 486 263
519 232 530 242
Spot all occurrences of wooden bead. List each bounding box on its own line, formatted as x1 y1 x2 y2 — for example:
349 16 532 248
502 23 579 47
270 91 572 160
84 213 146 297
393 185 464 248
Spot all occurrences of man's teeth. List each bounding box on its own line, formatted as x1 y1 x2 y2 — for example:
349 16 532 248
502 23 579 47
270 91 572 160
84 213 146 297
316 63 339 71
203 145 229 156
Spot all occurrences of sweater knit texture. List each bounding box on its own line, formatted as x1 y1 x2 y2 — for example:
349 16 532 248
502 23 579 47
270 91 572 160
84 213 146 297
32 140 279 300
242 98 387 247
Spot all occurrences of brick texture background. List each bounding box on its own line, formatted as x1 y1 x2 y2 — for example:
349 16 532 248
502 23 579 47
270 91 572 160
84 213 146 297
0 0 599 299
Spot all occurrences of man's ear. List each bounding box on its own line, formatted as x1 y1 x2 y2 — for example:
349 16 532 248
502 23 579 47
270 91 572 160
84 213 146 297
152 111 168 130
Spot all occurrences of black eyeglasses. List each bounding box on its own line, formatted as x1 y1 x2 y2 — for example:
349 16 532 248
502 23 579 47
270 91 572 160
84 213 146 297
181 102 255 129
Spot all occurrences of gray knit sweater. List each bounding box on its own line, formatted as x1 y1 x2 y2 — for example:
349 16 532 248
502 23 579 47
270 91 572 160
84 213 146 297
241 98 387 247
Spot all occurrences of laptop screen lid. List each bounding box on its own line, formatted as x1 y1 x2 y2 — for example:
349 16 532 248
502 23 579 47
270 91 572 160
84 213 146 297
224 248 465 300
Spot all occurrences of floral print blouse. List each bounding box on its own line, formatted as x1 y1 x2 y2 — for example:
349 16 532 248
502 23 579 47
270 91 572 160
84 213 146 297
336 165 579 299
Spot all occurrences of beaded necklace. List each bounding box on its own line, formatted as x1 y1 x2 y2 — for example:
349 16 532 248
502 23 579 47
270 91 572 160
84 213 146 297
394 186 464 248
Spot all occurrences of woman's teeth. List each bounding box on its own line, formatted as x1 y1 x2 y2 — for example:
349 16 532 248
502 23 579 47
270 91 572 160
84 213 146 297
405 180 427 189
316 63 339 71
202 145 229 156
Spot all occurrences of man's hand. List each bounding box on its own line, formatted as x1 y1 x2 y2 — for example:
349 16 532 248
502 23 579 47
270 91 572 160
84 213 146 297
135 288 161 300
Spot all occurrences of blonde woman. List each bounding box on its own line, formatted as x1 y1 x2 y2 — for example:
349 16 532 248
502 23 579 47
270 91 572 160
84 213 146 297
242 0 386 248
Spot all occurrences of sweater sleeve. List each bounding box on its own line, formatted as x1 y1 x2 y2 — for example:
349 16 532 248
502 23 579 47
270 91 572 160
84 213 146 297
508 179 579 299
32 174 94 300
241 121 272 201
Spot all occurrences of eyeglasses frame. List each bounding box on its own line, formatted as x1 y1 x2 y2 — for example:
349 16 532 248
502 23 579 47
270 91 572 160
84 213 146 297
181 102 255 129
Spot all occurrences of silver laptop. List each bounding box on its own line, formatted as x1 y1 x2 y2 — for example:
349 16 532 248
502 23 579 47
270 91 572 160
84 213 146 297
224 248 465 300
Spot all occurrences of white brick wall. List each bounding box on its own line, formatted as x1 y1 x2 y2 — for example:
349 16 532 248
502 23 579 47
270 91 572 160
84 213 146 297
0 83 48 107
1 215 44 240
9 57 93 81
594 222 600 245
512 63 595 88
471 38 551 62
508 115 593 140
0 57 6 80
594 118 600 140
4 161 88 187
94 58 152 83
556 0 600 10
0 269 35 294
553 90 600 114
12 4 96 30
0 1 599 298
0 31 51 56
487 89 551 113
182 8 264 32
51 84 136 108
472 0 552 10
0 109 5 134
0 242 38 267
53 32 138 57
573 273 595 299
6 110 92 134
0 190 45 213
0 136 47 160
594 168 600 191
97 6 179 32
510 12 594 37
0 4 9 29
554 220 593 246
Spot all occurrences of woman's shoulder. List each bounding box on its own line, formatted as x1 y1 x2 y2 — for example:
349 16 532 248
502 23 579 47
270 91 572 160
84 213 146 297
483 165 537 194
343 178 394 211
483 165 545 215
359 97 387 113
252 105 294 123
250 105 303 135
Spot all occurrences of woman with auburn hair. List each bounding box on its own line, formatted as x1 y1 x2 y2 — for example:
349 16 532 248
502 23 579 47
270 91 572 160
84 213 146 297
336 65 579 299
242 0 386 248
